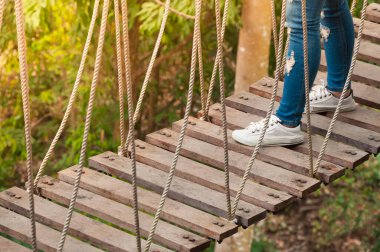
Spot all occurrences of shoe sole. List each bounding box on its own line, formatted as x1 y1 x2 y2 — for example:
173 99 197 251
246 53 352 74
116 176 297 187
233 136 304 147
309 104 356 114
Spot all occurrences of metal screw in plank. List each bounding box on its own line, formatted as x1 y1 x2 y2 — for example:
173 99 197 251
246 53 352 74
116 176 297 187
189 238 196 242
344 150 357 155
244 209 250 213
262 82 268 86
182 234 189 239
213 107 220 111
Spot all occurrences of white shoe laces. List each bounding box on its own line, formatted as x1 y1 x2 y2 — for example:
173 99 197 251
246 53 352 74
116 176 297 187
246 115 281 133
309 79 332 101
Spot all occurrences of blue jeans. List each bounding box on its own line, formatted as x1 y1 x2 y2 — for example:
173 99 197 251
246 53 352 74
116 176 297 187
275 0 355 127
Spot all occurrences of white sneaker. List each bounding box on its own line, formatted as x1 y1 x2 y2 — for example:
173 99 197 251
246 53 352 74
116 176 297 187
308 80 356 113
231 115 304 147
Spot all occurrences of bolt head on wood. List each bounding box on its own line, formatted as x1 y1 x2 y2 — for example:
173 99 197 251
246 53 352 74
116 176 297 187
182 234 189 239
188 238 196 242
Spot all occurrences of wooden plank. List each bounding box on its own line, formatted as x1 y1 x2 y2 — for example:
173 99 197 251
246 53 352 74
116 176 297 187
0 207 101 252
367 3 380 23
58 168 237 241
315 71 380 110
146 129 320 198
37 176 206 252
173 117 345 183
200 104 368 169
357 39 380 65
225 91 380 154
0 236 30 252
131 140 293 212
354 18 380 44
320 51 380 88
0 187 169 252
89 155 266 228
250 76 380 134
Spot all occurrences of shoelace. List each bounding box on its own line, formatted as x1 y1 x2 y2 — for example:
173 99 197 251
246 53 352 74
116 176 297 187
309 79 332 101
246 116 281 133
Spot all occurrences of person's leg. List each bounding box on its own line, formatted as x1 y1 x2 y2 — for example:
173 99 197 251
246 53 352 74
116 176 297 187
276 0 325 127
307 0 356 113
321 0 355 93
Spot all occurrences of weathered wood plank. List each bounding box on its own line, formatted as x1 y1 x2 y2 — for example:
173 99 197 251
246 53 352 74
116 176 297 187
320 51 380 88
199 104 368 169
367 3 380 23
0 236 30 252
37 176 206 252
89 154 267 227
58 167 237 241
131 140 293 212
173 115 346 183
0 187 169 252
250 76 380 134
226 91 380 154
0 206 101 252
357 39 380 65
354 18 380 44
146 129 320 197
315 71 380 110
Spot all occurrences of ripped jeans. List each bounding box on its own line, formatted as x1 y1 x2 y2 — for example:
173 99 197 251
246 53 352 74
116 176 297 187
275 0 355 127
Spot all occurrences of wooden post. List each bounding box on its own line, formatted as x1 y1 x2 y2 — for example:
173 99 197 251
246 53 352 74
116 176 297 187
234 0 272 94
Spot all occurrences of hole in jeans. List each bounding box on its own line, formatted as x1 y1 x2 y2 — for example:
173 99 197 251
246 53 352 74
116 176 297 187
285 51 295 76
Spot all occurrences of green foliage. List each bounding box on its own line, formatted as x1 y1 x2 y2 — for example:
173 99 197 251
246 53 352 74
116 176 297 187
0 0 241 190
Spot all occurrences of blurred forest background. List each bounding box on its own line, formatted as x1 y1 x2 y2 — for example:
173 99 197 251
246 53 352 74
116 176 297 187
0 0 379 251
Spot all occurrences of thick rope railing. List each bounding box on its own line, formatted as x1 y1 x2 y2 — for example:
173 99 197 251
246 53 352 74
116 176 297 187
231 0 287 218
313 0 368 176
33 0 101 188
119 0 142 249
56 0 110 250
14 0 37 250
300 0 314 177
123 0 171 152
202 0 229 120
214 0 232 220
143 1 201 250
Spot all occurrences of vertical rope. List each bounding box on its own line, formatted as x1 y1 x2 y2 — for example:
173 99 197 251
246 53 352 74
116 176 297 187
280 33 290 79
300 0 314 176
33 0 101 188
14 0 37 250
197 23 206 114
56 0 110 250
119 0 142 249
313 0 368 175
143 1 202 250
202 0 229 120
350 0 357 15
214 0 232 220
231 0 288 218
0 0 5 32
114 0 127 157
270 0 279 57
123 0 171 151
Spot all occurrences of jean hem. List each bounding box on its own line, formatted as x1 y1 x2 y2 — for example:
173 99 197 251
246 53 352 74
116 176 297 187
275 114 301 127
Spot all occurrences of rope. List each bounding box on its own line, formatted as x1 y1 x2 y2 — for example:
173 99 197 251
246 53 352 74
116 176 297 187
123 0 171 152
313 0 368 175
57 0 110 250
0 0 5 32
270 0 279 58
197 22 206 115
350 0 357 15
114 0 127 157
119 0 142 249
14 0 37 250
300 0 314 177
33 0 101 188
231 0 288 218
280 34 290 79
214 0 232 220
143 0 202 250
202 0 229 120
